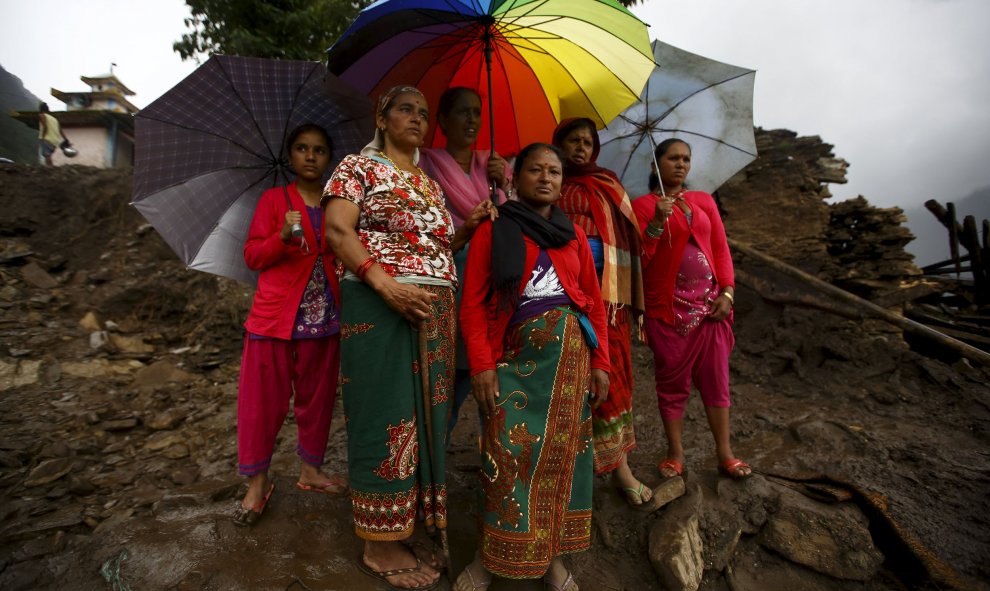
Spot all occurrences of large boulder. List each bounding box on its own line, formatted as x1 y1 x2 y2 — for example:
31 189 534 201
758 486 884 581
649 483 704 591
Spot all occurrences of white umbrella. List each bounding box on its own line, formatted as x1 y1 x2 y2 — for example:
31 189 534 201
598 40 757 197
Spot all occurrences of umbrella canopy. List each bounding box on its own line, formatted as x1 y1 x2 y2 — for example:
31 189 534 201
132 55 374 284
325 0 654 155
598 40 757 198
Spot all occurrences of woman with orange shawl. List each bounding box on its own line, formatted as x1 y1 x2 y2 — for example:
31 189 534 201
552 118 651 508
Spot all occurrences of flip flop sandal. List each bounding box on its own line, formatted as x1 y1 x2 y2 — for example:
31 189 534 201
232 482 275 527
296 474 348 496
544 571 579 591
453 566 492 591
404 539 446 572
356 552 439 591
621 482 649 506
719 458 753 480
622 482 665 514
658 458 684 479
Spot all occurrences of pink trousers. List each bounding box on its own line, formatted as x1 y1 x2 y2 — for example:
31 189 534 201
643 317 734 420
237 334 340 475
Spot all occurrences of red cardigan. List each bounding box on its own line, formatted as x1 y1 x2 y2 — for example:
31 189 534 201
631 191 734 325
459 219 610 376
243 183 340 339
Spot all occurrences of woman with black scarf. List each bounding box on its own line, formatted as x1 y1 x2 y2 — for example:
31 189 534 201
455 143 609 591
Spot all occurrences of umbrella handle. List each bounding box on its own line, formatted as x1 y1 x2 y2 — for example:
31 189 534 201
281 185 304 237
647 134 666 199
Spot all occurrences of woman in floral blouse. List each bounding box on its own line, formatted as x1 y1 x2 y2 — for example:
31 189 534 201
325 86 477 591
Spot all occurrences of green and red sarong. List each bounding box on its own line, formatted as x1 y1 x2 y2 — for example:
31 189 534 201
480 308 594 579
339 280 455 540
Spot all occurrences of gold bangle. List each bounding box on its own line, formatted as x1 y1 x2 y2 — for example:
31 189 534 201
644 223 664 238
720 290 734 305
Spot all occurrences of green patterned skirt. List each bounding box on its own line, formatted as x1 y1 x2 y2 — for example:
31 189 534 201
479 308 594 578
339 280 455 541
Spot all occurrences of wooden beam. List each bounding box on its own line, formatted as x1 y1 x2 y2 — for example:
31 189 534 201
729 238 990 366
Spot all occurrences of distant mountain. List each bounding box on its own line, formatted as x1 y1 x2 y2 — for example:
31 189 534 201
903 186 990 267
0 64 41 163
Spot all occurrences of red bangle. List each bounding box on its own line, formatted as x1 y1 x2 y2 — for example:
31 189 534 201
355 257 376 281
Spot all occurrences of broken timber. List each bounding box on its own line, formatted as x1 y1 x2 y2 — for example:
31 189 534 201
924 199 988 305
729 238 990 366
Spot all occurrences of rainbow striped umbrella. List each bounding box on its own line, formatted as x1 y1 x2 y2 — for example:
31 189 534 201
326 0 654 155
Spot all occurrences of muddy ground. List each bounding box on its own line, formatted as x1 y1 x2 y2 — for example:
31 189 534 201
0 162 988 591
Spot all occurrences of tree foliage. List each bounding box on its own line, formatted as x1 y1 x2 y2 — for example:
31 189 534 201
173 0 371 62
174 0 646 62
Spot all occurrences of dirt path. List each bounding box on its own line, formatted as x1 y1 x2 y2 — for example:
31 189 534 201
1 163 988 590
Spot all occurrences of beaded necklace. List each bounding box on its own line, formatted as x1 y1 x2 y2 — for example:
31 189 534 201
377 150 434 194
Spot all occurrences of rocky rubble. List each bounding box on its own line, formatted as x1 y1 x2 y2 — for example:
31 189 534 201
1 131 989 591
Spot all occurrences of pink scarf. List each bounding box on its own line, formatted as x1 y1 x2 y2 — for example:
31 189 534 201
419 148 506 228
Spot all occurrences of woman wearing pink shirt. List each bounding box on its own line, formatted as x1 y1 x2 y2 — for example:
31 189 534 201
234 124 346 527
631 138 752 481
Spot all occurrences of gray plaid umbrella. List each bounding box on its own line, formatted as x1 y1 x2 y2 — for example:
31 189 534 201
132 55 373 284
598 40 757 198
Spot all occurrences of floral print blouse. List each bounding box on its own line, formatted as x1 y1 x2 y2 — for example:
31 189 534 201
326 154 456 283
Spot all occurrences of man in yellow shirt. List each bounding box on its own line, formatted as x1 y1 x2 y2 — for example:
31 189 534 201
38 103 68 166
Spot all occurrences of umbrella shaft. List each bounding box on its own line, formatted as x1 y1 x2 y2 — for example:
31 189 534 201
484 25 496 157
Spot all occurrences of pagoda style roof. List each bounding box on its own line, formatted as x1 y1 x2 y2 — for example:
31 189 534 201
50 88 139 114
81 74 135 96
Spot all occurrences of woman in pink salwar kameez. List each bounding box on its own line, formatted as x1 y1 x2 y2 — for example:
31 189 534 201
631 138 752 481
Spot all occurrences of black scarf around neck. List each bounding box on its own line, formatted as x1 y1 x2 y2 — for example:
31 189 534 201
490 200 576 311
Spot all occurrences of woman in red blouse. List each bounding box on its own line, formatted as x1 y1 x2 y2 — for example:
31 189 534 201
553 117 650 508
456 143 609 591
631 138 752 482
234 124 345 527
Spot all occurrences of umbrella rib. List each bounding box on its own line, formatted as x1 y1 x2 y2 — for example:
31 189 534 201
492 16 650 116
134 114 275 162
489 37 554 145
495 1 651 81
278 62 324 170
654 70 756 123
605 119 757 157
616 131 649 184
436 0 478 18
213 57 279 165
188 166 277 268
654 128 757 156
138 162 277 198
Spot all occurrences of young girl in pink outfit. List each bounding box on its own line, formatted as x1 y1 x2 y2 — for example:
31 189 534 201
234 123 346 527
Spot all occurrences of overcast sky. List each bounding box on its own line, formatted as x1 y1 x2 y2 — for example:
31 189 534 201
2 0 988 211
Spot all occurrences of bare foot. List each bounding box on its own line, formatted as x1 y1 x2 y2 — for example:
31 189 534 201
361 540 439 590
